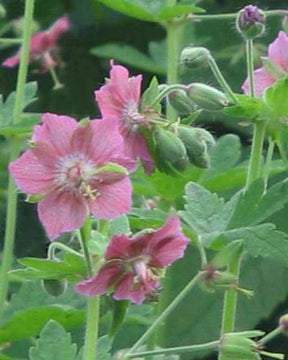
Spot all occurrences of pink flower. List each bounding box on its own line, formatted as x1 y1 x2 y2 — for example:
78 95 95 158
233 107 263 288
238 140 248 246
242 31 288 96
95 61 154 174
75 216 189 305
3 16 70 72
9 113 136 240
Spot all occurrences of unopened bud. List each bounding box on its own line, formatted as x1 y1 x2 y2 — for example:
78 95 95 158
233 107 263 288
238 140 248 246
200 264 237 292
220 333 261 360
167 89 195 115
187 83 229 111
42 279 67 297
180 46 210 68
154 128 189 175
279 314 288 333
236 5 265 39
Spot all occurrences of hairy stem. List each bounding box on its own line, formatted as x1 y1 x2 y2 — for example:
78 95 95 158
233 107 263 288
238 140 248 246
191 9 288 21
123 272 202 359
0 0 35 324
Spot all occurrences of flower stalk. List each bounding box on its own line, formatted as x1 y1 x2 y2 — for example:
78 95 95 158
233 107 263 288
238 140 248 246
0 0 35 323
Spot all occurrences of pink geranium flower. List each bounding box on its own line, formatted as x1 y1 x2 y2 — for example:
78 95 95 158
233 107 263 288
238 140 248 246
95 61 154 174
242 31 288 96
10 113 136 240
75 216 189 305
3 16 69 72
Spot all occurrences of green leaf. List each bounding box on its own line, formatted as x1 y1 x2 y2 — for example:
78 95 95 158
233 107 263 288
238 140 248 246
129 208 168 230
223 94 270 120
109 301 129 337
264 76 288 119
0 114 41 137
29 320 77 360
156 4 205 20
91 43 166 75
11 253 86 281
76 336 112 360
0 306 85 344
108 215 130 236
0 82 38 126
141 76 160 109
180 110 202 125
97 0 156 21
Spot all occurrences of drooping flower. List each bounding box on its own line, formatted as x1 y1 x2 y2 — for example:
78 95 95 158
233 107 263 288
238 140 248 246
3 16 69 72
242 31 288 96
10 113 136 240
95 61 154 174
75 216 189 305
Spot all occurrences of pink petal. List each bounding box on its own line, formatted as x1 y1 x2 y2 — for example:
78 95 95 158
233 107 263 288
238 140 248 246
95 62 142 118
30 32 52 55
75 263 123 296
268 31 288 71
48 16 70 45
134 216 189 268
113 273 159 305
2 55 20 68
9 149 55 194
241 67 276 97
105 234 132 260
37 191 87 240
122 130 154 174
88 177 132 219
33 113 78 155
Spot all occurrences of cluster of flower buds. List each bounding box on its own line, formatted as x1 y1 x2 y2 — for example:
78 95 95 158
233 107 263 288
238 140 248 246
153 125 215 175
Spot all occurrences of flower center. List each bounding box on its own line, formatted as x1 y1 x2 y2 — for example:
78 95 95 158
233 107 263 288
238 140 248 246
55 153 98 198
122 100 146 131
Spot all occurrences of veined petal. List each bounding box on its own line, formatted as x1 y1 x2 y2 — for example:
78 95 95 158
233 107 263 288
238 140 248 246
268 31 288 72
37 191 87 240
241 67 276 97
105 234 132 260
88 177 132 219
75 263 123 296
9 150 55 194
33 113 78 155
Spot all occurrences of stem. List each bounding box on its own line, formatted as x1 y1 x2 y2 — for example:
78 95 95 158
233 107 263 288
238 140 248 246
196 236 207 267
0 38 22 44
191 9 288 21
123 272 202 359
80 217 100 360
47 242 83 260
125 341 219 358
0 0 35 324
258 327 282 346
49 67 63 90
151 84 188 107
246 40 255 98
263 137 275 191
208 56 238 103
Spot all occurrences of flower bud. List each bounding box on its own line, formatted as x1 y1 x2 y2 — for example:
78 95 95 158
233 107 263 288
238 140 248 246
167 89 195 115
187 83 229 111
154 128 189 174
236 5 265 40
178 126 214 168
41 279 67 297
279 314 288 333
200 264 238 292
180 46 210 68
219 333 261 360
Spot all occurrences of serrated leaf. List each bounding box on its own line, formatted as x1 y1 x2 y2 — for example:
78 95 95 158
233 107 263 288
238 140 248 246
29 320 77 360
0 305 85 343
156 4 205 20
223 94 270 121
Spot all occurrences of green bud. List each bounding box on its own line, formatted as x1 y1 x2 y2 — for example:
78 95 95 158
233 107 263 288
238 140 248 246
180 46 210 68
279 314 288 333
200 264 238 292
236 5 265 40
220 333 260 360
42 279 67 297
154 128 189 175
187 83 229 111
167 89 195 115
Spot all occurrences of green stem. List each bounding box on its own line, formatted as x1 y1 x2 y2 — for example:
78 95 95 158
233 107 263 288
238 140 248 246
258 327 281 346
208 55 238 103
196 236 207 267
123 272 201 359
0 38 22 44
246 40 255 98
47 242 83 260
151 84 188 107
79 217 100 360
0 0 35 324
191 9 288 21
49 67 63 90
125 340 219 358
263 137 275 191
220 253 242 335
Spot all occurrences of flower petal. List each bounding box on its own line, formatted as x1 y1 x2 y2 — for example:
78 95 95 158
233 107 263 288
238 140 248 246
9 149 55 194
89 177 132 219
2 55 20 68
75 263 123 296
241 67 276 97
268 31 288 72
105 234 132 260
33 113 78 155
30 32 52 55
37 191 87 240
48 16 70 44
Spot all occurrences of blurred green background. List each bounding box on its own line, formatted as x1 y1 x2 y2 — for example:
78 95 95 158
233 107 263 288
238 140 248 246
0 0 288 359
